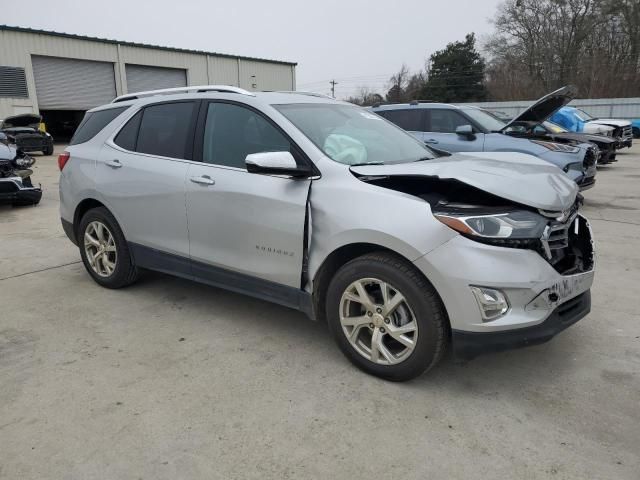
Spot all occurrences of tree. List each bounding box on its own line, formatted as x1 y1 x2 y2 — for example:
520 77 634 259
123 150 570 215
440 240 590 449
485 0 640 99
345 86 384 106
385 64 411 103
422 33 488 102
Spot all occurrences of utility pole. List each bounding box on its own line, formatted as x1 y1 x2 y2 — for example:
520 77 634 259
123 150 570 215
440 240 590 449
330 79 338 98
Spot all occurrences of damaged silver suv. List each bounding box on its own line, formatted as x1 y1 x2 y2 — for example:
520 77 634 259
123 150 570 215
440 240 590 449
59 86 595 381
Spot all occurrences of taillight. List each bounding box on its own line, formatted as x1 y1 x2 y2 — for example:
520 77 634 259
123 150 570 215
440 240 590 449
58 151 70 171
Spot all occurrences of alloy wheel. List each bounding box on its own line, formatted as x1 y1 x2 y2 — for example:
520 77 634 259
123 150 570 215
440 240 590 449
339 277 418 365
84 221 117 277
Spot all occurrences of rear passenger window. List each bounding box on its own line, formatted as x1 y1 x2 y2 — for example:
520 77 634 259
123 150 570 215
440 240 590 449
114 111 142 151
136 102 195 159
428 110 469 133
70 107 128 145
381 109 424 131
202 102 291 168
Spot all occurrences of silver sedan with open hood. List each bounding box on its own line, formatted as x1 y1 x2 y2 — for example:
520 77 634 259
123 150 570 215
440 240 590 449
59 88 595 381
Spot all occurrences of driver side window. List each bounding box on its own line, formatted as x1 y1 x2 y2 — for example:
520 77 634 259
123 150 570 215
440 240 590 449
202 103 291 169
428 109 470 133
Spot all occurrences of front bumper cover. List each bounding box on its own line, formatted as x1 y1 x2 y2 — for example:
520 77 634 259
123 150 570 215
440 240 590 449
0 176 42 205
452 290 590 359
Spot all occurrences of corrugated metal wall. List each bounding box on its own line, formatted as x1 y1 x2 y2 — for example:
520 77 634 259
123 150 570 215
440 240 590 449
239 60 296 91
0 28 296 118
458 98 640 120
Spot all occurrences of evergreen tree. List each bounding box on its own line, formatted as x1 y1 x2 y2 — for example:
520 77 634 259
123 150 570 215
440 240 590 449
422 33 488 102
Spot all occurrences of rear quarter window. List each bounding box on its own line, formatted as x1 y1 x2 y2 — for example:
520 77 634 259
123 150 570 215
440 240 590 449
70 106 129 145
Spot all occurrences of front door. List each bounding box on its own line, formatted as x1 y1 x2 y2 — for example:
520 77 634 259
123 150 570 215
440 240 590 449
186 101 311 289
425 109 485 152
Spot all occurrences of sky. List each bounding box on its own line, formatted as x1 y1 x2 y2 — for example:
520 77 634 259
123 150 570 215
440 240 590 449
1 0 503 99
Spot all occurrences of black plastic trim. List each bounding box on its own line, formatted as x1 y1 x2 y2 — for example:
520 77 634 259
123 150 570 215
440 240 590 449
128 242 313 318
452 290 591 360
61 218 76 245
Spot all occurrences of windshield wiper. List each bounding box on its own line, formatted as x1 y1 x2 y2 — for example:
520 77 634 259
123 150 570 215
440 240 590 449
349 161 384 166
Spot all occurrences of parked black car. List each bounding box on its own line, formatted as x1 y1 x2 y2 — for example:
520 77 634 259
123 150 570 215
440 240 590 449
0 114 54 155
0 132 42 206
501 118 618 165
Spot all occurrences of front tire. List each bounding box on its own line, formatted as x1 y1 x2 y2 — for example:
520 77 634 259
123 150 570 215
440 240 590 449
43 145 54 156
78 207 139 288
326 252 447 381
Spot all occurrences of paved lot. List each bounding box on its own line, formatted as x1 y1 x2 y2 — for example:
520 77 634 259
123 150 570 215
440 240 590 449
1 145 639 479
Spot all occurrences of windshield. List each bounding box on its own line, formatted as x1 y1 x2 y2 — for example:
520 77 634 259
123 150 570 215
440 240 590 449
543 121 567 133
274 103 435 165
574 108 595 121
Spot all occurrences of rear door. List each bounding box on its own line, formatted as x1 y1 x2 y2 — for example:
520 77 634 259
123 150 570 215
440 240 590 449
185 101 311 289
377 109 427 142
98 101 198 263
424 108 485 152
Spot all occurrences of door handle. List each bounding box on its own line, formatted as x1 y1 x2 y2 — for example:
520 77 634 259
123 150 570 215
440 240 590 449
424 139 439 144
190 175 215 186
105 159 123 169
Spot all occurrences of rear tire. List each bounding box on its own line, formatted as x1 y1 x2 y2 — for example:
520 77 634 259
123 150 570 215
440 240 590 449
43 145 54 156
326 252 447 381
78 207 139 289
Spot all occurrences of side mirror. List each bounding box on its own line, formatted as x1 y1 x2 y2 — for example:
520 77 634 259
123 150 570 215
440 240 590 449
245 151 313 178
455 124 475 137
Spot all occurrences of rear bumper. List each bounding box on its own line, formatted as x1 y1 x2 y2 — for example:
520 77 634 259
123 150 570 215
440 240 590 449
452 290 591 360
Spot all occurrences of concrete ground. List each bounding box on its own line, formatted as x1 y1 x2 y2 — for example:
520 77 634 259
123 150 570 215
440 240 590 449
1 144 639 480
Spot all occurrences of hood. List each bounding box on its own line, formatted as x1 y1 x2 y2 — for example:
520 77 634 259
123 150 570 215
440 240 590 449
502 85 576 131
1 114 42 129
350 152 578 212
587 119 631 128
0 141 17 162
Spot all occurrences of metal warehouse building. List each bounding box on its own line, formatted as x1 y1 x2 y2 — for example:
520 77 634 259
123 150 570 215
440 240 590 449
0 25 297 140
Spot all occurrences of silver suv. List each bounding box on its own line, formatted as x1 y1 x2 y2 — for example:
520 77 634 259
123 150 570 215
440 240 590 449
59 86 595 381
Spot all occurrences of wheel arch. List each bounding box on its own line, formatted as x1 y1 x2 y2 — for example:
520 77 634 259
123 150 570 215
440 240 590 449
311 242 450 331
72 198 108 242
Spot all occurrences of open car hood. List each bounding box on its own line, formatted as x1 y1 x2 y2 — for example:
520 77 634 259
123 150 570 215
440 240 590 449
350 152 578 212
501 86 576 132
1 114 42 129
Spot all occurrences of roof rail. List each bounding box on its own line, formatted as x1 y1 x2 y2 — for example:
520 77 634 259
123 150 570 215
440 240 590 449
272 91 335 99
112 85 255 103
372 99 437 108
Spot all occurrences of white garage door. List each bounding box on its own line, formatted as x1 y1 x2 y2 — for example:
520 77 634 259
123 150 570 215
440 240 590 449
126 64 187 94
32 55 117 110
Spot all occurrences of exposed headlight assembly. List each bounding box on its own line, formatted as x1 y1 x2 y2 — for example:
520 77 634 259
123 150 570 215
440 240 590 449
530 140 579 153
14 155 35 169
434 209 547 241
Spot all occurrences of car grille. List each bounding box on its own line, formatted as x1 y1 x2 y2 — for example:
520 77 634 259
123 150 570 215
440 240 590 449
622 126 633 140
0 181 19 194
583 146 597 168
16 135 44 149
539 209 594 275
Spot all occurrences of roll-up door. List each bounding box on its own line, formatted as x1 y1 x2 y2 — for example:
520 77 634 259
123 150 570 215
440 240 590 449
32 55 117 110
125 64 187 94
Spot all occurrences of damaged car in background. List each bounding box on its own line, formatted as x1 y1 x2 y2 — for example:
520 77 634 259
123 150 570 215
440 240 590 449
0 132 42 206
0 114 54 156
371 86 598 190
550 105 633 149
60 89 594 381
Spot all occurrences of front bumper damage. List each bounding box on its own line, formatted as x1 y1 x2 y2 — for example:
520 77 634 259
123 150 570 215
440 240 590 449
0 172 42 205
413 214 595 359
